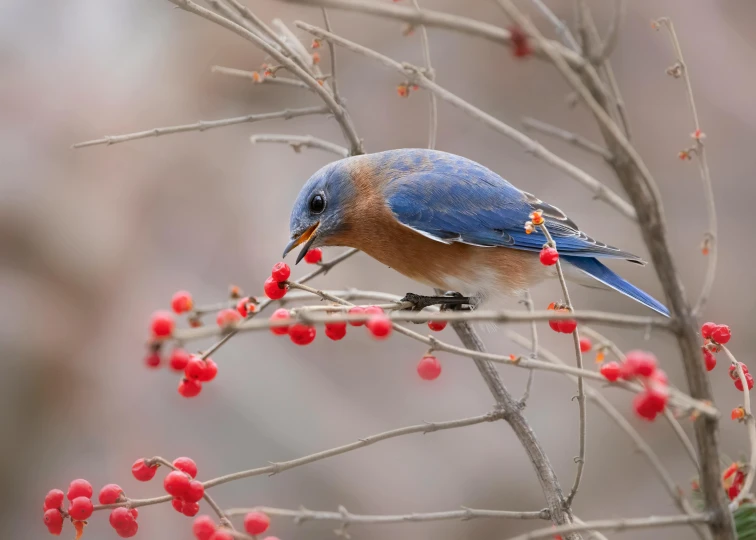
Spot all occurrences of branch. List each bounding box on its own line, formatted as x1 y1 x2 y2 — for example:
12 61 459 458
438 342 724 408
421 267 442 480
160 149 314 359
655 18 717 316
250 134 349 157
72 106 327 148
165 0 363 155
518 290 537 406
409 0 437 150
211 65 310 89
505 513 710 540
294 21 637 220
506 331 707 539
279 0 588 70
527 0 580 51
522 117 612 161
224 505 551 523
590 0 624 63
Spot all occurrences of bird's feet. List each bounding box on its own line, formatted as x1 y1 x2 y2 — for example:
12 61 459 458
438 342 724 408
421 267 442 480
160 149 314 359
400 291 474 312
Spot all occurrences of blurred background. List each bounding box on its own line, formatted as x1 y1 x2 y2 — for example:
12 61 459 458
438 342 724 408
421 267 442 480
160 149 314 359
2 0 756 538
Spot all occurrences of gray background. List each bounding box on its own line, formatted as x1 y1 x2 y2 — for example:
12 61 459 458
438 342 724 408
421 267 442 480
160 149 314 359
2 1 756 538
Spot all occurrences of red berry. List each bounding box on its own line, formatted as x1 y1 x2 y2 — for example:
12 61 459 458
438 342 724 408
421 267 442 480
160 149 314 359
172 290 194 314
130 508 138 519
185 356 217 382
650 369 669 386
164 470 191 498
711 325 731 344
150 310 175 338
269 309 290 335
557 318 577 334
509 25 532 58
131 459 158 482
184 480 205 503
44 489 65 511
367 315 392 339
428 320 447 332
599 361 621 382
264 277 288 300
701 322 716 339
579 337 592 353
193 516 216 540
244 511 271 535
548 319 560 332
729 363 750 380
633 391 664 421
109 507 136 530
303 248 323 264
289 323 316 345
67 479 93 501
116 521 138 538
145 352 161 368
624 350 657 377
182 501 200 517
169 348 191 372
271 262 291 282
178 378 203 398
732 407 746 420
98 484 123 505
348 306 366 326
735 373 754 392
417 355 442 380
216 308 241 328
172 457 198 479
68 496 94 521
703 348 716 371
44 508 63 531
236 298 253 318
364 305 385 315
325 321 347 341
539 246 559 266
172 498 184 513
210 531 234 540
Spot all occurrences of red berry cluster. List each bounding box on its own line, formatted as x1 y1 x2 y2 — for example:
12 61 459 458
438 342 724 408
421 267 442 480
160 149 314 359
609 351 668 421
164 458 204 517
264 263 289 300
192 511 271 540
179 355 218 398
730 363 754 392
268 304 394 345
700 321 732 372
43 480 134 537
547 302 577 334
723 462 747 500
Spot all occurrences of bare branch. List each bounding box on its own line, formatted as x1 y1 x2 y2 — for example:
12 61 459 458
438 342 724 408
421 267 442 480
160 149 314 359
294 21 637 220
518 290 537 406
409 0 437 150
321 8 341 104
527 0 580 51
590 0 624 63
522 117 612 161
225 505 551 523
505 513 710 540
72 106 328 148
250 134 349 157
165 0 363 155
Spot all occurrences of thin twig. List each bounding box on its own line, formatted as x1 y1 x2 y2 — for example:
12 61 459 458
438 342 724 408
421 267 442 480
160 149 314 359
166 0 363 155
522 117 612 161
723 346 756 510
224 505 550 522
504 513 710 540
655 18 717 316
294 21 637 220
590 0 624 63
211 65 310 89
321 8 341 104
539 224 586 506
410 0 437 150
250 134 349 157
72 106 328 148
527 0 580 51
518 290 537 406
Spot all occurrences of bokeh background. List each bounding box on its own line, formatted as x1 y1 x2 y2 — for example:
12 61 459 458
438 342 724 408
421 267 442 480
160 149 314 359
3 0 756 538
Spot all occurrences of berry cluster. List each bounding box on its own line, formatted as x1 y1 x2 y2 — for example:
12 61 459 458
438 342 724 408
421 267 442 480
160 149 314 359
699 322 750 390
547 302 577 334
730 363 754 392
192 511 271 540
599 351 669 421
164 458 205 517
264 262 291 300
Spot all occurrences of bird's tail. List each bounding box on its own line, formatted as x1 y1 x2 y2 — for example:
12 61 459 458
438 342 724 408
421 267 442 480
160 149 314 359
561 255 670 317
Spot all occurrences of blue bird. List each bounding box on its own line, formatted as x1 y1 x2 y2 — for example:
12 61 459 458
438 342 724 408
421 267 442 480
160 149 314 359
283 149 669 317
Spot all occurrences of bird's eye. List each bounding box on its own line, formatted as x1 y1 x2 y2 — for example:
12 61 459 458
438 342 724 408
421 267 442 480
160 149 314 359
309 193 325 214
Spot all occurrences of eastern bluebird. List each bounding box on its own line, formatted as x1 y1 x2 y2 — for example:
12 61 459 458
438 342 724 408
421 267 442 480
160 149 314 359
283 149 669 316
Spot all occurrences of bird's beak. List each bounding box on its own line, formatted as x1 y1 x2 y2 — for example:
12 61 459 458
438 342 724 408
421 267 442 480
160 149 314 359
282 222 319 264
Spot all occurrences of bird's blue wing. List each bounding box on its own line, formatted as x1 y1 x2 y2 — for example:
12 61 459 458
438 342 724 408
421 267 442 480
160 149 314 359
382 151 643 262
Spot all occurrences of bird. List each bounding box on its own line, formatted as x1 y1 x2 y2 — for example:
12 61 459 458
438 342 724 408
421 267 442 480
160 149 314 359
283 149 669 317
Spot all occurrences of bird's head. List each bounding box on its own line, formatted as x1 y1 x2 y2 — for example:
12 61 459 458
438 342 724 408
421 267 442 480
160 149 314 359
283 159 356 263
